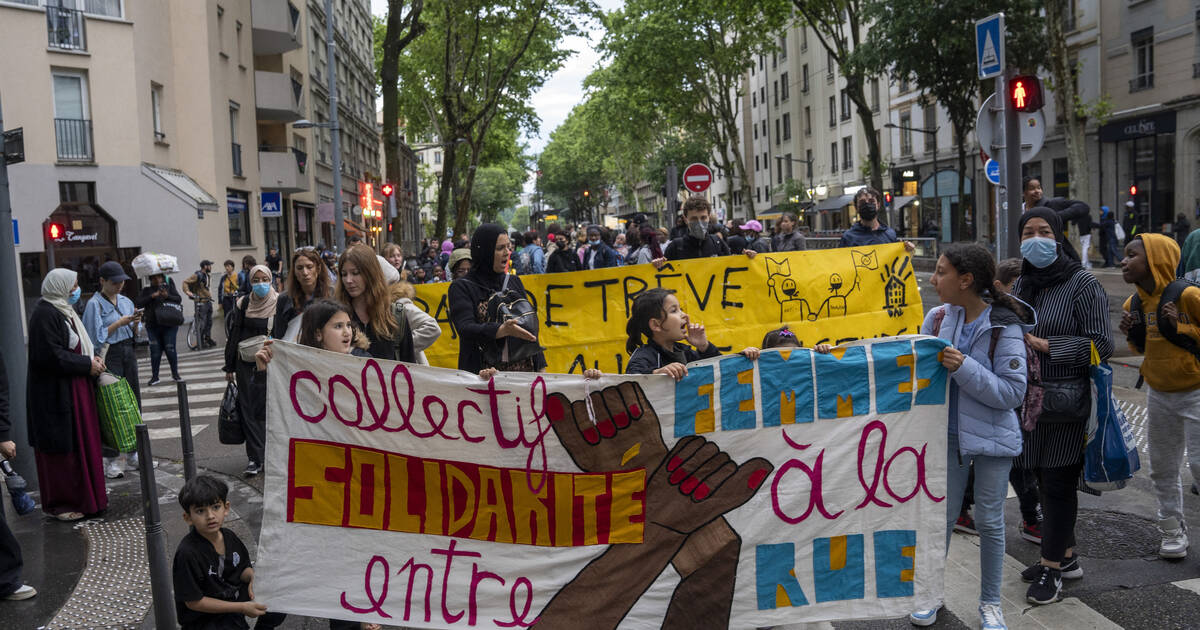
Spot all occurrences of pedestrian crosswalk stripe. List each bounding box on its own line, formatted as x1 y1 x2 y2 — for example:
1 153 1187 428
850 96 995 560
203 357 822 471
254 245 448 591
147 423 208 440
141 393 224 409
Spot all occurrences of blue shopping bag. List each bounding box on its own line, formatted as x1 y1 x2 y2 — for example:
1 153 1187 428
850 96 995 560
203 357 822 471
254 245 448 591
1084 343 1140 491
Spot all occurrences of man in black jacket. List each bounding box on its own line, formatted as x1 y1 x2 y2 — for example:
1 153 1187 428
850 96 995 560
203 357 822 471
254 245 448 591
545 229 582 273
0 349 36 601
654 196 756 265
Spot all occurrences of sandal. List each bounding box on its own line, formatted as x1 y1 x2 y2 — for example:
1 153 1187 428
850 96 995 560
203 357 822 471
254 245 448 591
51 511 84 522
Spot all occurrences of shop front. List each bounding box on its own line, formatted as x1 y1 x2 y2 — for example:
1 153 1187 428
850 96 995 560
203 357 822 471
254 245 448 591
20 202 140 312
1099 110 1175 237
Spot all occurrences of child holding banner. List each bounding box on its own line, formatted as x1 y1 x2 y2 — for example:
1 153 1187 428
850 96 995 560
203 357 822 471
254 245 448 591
912 244 1033 630
624 288 759 379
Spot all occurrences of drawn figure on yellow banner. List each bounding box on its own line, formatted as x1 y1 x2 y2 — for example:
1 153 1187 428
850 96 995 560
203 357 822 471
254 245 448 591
535 382 774 630
812 249 879 320
881 255 914 318
765 258 813 322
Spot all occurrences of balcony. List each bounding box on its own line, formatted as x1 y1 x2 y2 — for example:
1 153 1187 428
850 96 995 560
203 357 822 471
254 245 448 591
47 6 86 52
54 118 93 162
1129 74 1154 93
258 148 308 193
255 71 303 121
251 0 302 55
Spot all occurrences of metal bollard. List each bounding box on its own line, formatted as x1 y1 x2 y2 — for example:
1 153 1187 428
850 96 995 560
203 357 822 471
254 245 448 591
175 379 196 481
136 424 177 629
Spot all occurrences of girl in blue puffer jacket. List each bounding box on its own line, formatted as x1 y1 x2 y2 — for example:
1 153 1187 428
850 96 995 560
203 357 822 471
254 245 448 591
908 243 1034 630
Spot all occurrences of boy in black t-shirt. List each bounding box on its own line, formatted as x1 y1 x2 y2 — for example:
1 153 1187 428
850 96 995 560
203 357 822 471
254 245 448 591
172 475 281 629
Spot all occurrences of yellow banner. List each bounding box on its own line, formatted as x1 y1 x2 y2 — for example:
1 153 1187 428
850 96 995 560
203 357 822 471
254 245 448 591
413 243 923 373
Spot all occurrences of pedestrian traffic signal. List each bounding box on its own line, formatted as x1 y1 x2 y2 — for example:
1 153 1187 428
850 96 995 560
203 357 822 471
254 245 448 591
1129 184 1138 197
1009 75 1043 112
381 183 394 198
46 222 64 241
884 192 893 205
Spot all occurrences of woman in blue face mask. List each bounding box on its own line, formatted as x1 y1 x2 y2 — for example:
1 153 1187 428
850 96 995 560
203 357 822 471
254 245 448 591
1011 207 1113 607
135 272 184 385
27 268 109 521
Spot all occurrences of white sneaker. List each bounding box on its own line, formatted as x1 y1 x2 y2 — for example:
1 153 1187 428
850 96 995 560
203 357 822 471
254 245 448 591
909 604 940 626
980 603 1007 630
104 458 125 479
3 584 36 600
1158 517 1189 559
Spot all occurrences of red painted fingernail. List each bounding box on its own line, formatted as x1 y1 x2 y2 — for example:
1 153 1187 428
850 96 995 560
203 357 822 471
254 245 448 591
748 469 769 490
629 404 642 417
669 467 689 485
581 427 600 444
597 419 616 438
666 456 683 472
612 412 629 428
545 396 564 422
693 483 711 500
680 476 700 494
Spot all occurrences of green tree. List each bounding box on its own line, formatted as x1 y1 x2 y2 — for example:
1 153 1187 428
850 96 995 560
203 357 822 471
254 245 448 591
537 102 612 225
599 0 793 217
377 1 426 243
861 0 1045 239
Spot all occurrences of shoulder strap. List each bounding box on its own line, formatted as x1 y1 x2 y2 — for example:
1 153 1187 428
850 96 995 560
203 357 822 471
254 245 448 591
390 300 413 361
1128 292 1146 353
931 307 947 336
501 272 512 293
1156 280 1200 360
988 328 1001 362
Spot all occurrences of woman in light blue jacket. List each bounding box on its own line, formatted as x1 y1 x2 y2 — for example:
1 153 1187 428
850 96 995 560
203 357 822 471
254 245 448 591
909 243 1033 630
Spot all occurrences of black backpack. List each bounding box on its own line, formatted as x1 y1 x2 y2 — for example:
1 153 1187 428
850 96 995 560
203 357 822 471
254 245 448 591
1127 278 1200 366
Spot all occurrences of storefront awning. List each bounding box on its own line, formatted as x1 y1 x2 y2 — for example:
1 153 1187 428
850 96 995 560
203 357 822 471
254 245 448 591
815 193 854 211
892 195 919 209
143 165 219 213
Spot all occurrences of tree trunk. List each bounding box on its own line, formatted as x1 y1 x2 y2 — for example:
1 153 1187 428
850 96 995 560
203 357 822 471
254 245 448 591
380 0 425 246
1045 0 1089 201
434 143 456 239
955 126 968 241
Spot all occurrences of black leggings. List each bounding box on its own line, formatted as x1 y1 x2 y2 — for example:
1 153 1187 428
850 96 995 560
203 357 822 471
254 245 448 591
1010 466 1041 524
1036 461 1083 563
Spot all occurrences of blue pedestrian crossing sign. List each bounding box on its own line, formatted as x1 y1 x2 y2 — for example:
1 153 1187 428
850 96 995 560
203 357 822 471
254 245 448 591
975 13 1005 80
985 159 1001 185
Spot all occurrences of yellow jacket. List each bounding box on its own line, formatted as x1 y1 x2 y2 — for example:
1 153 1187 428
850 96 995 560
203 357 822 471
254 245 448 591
1122 233 1200 392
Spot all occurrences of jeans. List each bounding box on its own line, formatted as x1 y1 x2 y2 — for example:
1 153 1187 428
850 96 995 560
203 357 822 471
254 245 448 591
944 435 1012 605
194 301 213 343
145 323 179 380
1079 234 1092 269
0 501 23 597
1147 386 1200 526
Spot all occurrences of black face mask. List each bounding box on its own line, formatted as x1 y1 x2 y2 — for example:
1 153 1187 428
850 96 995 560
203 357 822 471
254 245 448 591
858 202 878 222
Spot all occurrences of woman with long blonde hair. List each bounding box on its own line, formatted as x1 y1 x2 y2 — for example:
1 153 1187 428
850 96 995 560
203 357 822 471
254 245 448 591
335 244 416 362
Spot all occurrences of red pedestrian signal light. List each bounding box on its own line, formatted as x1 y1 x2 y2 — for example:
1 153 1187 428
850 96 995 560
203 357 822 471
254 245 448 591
1129 185 1138 197
47 222 65 240
884 192 893 204
381 183 394 198
1009 75 1043 112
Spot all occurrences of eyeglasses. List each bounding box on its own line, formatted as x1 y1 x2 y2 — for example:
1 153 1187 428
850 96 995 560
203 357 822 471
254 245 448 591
294 246 317 253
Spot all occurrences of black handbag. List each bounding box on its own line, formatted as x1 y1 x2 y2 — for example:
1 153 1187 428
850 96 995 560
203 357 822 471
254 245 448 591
218 381 245 444
155 301 184 327
1039 377 1091 423
481 274 543 367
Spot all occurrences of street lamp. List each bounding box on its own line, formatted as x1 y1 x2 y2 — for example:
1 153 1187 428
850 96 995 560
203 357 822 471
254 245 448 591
885 122 940 223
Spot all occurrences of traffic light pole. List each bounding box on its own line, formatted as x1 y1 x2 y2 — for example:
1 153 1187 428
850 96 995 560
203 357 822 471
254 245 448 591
0 94 36 488
1001 69 1022 259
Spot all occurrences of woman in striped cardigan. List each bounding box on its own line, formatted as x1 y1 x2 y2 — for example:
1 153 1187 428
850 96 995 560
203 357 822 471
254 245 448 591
1011 207 1113 606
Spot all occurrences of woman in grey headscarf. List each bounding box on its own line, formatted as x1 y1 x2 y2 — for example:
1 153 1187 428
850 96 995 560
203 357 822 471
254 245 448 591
27 269 108 520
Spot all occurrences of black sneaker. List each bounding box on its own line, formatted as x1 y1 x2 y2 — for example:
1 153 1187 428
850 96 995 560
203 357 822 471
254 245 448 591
147 378 161 386
1026 565 1062 605
1021 557 1081 582
244 461 261 477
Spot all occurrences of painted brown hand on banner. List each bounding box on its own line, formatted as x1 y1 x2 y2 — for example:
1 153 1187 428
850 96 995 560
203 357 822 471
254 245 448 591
545 381 667 473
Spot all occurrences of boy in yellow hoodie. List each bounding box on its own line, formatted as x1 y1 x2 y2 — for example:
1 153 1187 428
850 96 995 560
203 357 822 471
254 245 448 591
1119 233 1200 559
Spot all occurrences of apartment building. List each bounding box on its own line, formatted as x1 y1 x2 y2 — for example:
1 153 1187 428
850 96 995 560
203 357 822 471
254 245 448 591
0 0 378 313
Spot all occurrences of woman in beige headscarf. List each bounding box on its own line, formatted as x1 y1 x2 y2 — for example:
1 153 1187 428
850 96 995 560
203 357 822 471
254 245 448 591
27 268 108 520
222 264 290 476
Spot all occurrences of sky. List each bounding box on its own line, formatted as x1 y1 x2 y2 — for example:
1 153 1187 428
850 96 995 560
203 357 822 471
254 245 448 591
368 0 625 160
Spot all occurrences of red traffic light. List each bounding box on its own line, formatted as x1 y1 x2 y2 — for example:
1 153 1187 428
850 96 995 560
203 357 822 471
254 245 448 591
884 192 893 204
1129 184 1138 196
47 222 65 240
381 183 394 198
1010 75 1044 112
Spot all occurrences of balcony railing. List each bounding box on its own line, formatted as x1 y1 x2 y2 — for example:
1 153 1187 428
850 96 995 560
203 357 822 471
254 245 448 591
47 6 87 51
1129 74 1154 92
232 142 243 176
54 118 93 162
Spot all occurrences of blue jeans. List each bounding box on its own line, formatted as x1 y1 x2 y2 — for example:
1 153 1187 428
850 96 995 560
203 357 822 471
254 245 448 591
145 323 179 380
944 434 1012 605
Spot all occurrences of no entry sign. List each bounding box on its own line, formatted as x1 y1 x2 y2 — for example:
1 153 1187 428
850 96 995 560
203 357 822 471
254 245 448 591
683 163 713 193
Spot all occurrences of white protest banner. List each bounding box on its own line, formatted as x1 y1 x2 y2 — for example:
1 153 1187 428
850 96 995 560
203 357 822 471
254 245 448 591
255 338 951 628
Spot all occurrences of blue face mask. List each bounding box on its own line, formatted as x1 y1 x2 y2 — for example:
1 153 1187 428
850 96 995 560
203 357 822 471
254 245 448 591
68 286 82 305
588 238 601 246
252 282 271 298
1020 236 1059 269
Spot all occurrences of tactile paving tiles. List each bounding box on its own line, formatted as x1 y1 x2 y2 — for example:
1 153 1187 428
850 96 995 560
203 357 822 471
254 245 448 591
44 518 152 630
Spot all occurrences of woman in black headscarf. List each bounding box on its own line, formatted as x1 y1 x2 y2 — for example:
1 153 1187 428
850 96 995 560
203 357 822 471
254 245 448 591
447 224 546 374
1011 207 1112 606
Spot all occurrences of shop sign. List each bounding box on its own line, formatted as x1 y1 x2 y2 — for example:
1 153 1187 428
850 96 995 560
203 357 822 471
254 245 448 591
1099 110 1176 142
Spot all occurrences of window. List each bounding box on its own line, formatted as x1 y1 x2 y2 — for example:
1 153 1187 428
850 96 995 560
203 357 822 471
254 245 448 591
229 101 241 176
1062 0 1076 32
842 136 853 170
899 111 912 156
760 86 765 103
775 118 780 145
829 96 836 127
806 149 813 178
801 26 808 52
236 21 244 65
782 113 791 140
804 107 811 136
777 160 783 185
827 50 835 79
802 65 809 93
755 154 760 171
151 83 165 141
762 152 767 174
227 189 251 246
1131 28 1154 91
217 5 225 54
781 72 789 101
899 76 910 93
752 92 757 108
783 154 793 180
753 123 758 140
870 79 880 112
840 89 851 121
830 142 838 172
759 55 764 71
1053 157 1069 197
84 0 123 18
773 80 779 107
761 120 767 138
434 151 442 164
779 35 787 60
924 105 937 153
772 52 777 69
52 71 92 162
59 181 96 203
